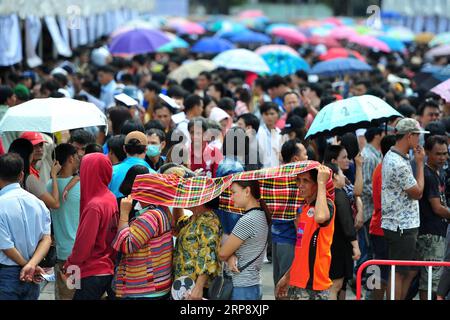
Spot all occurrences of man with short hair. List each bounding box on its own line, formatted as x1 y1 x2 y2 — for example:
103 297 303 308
276 91 301 129
69 129 96 158
0 85 19 152
419 100 441 130
97 66 117 109
196 71 212 95
50 144 81 300
0 153 52 300
236 113 262 170
109 131 154 198
276 165 335 300
382 118 428 300
174 94 204 147
257 102 282 168
153 104 174 133
145 129 166 172
417 135 450 300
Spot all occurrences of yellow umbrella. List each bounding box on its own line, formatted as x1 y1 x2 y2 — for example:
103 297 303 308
168 60 216 83
415 32 435 44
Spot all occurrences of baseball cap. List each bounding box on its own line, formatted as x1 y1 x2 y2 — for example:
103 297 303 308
395 118 430 135
19 132 47 145
281 116 305 135
125 131 148 146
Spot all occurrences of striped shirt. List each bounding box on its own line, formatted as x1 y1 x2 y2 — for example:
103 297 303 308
228 208 268 287
361 143 382 223
112 206 173 298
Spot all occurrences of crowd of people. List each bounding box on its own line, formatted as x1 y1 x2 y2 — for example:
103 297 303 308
1 18 450 301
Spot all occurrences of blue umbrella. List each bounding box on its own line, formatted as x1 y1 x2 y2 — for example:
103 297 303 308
377 35 406 52
261 51 310 76
191 37 235 54
228 30 271 44
310 58 372 77
305 95 403 139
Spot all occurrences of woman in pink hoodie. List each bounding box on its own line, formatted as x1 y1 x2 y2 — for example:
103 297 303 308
63 153 118 300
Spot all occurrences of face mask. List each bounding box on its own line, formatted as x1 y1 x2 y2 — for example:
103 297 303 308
146 144 161 158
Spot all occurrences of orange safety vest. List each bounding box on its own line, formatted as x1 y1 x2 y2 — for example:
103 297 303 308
289 200 335 291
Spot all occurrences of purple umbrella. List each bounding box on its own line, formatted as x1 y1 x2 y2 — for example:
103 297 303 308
109 28 171 56
431 79 450 103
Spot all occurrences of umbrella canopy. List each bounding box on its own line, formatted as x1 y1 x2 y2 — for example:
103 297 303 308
109 28 170 55
212 49 270 73
157 33 189 53
228 30 271 44
308 35 341 48
191 37 235 54
319 48 365 62
425 44 450 60
261 51 310 76
431 79 450 103
238 10 265 19
305 95 403 139
377 35 406 52
310 58 372 77
271 27 307 44
168 60 216 83
255 44 299 57
266 23 297 33
167 18 206 35
415 32 435 44
348 35 391 53
330 26 358 40
309 26 333 37
0 98 107 133
429 32 450 47
386 26 415 42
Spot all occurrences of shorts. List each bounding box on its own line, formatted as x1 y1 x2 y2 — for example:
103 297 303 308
416 234 446 292
370 234 389 283
383 228 419 275
288 287 329 300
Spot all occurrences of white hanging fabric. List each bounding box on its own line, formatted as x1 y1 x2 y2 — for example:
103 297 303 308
45 16 72 57
0 14 23 66
25 15 43 68
78 16 88 45
88 15 96 44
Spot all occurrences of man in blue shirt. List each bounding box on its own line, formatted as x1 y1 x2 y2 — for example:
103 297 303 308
97 66 117 109
109 131 154 198
0 153 52 300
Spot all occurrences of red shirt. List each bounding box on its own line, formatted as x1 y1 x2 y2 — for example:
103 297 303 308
369 163 384 236
190 143 223 178
0 139 4 156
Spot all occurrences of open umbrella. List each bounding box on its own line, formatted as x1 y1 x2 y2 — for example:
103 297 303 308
212 49 270 73
310 58 372 77
266 23 297 33
157 33 189 53
0 98 107 133
255 44 299 57
377 36 406 52
330 26 358 40
305 95 403 139
261 51 310 76
429 32 450 47
386 26 415 42
228 30 271 44
308 35 341 48
348 35 391 53
415 32 435 45
168 60 216 83
425 44 450 60
431 79 450 103
191 37 235 54
109 29 170 56
319 48 365 62
415 65 450 90
271 27 307 44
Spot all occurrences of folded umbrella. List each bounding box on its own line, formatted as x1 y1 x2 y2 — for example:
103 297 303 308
0 98 107 133
310 58 372 77
212 49 270 73
305 95 403 139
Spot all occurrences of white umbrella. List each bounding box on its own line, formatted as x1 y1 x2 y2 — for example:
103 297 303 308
212 49 270 73
0 98 108 133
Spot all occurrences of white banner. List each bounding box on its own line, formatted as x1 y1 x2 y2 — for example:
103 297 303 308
25 16 43 68
78 16 88 46
0 14 23 66
45 16 72 57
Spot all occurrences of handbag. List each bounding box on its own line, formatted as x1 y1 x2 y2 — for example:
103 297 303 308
209 236 269 300
39 245 57 268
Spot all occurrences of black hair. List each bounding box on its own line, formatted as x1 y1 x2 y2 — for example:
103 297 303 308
49 91 66 98
354 79 371 89
119 165 150 196
424 135 448 152
184 94 203 112
418 100 440 116
120 120 145 135
235 87 251 105
8 138 33 185
107 106 132 135
167 85 188 99
120 73 135 85
364 127 384 143
55 143 77 167
0 153 24 183
288 107 308 119
145 81 162 94
69 129 96 146
323 144 346 163
281 139 302 164
146 128 166 143
254 77 267 90
307 83 323 98
199 71 212 81
181 78 197 94
232 180 272 225
366 87 386 99
84 143 103 154
295 70 308 81
153 103 173 114
324 162 340 176
188 117 208 132
425 121 446 141
222 127 247 159
218 97 235 112
339 132 359 160
97 65 116 75
107 135 127 162
124 139 147 155
267 75 286 89
397 104 417 118
52 73 68 87
260 102 280 115
380 135 396 157
237 113 260 132
0 85 14 104
282 91 300 103
144 120 165 132
74 94 89 102
209 82 227 100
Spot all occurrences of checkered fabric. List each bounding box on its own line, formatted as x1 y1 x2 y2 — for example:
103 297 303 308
131 161 335 221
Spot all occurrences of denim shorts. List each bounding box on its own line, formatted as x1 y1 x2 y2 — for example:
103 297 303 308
231 285 262 300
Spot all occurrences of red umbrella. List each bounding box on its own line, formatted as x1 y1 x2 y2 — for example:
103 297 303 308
319 48 366 62
308 36 341 48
